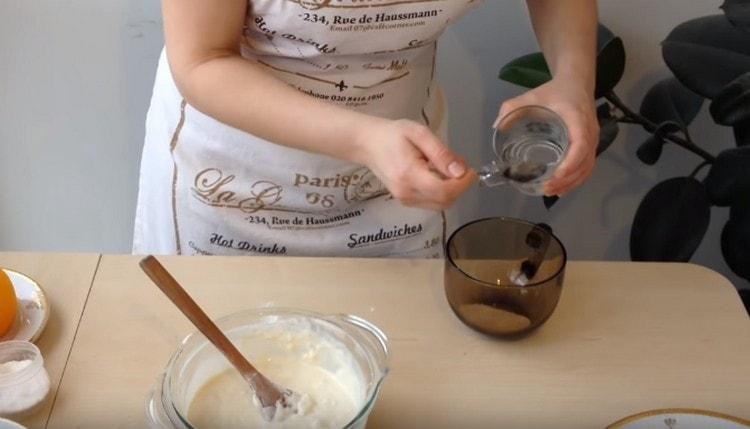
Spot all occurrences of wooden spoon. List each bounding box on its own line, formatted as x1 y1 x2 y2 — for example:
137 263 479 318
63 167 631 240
139 255 296 420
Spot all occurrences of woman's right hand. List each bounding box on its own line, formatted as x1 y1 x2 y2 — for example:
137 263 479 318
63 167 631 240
352 119 476 211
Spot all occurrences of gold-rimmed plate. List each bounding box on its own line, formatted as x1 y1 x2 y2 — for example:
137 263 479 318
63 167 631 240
608 408 750 429
0 417 28 429
0 268 49 343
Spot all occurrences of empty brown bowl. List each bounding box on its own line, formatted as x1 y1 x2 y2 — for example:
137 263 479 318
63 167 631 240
445 217 567 337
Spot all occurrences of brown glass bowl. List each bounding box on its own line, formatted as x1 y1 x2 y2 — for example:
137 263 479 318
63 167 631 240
445 217 567 337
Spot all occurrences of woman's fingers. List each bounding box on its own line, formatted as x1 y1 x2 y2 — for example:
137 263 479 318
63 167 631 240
494 79 599 195
405 123 467 179
545 153 594 196
408 164 476 210
495 98 528 131
361 119 476 211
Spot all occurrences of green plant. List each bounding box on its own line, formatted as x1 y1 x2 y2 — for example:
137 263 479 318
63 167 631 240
498 1 750 293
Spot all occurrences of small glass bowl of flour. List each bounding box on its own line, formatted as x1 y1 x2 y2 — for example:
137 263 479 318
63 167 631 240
0 341 50 418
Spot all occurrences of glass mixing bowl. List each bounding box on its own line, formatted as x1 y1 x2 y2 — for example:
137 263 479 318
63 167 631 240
146 308 389 429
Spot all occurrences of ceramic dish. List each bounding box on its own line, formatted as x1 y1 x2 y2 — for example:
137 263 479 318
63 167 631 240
607 408 750 429
0 417 27 429
0 269 49 343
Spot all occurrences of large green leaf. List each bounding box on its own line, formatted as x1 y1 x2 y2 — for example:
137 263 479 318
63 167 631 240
640 77 704 126
498 53 552 89
704 146 750 206
663 15 750 99
630 177 711 262
721 0 750 30
499 24 626 98
710 72 750 126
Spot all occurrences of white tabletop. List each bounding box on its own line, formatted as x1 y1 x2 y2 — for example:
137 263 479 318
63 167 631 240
38 255 750 428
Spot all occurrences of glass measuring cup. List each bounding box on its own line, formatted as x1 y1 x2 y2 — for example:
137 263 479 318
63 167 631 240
478 105 569 195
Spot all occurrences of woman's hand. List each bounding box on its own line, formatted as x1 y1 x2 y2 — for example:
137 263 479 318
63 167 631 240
497 79 599 197
353 118 476 211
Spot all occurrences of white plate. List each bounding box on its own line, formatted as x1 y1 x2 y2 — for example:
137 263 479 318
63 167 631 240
0 269 49 343
608 409 750 429
0 417 27 429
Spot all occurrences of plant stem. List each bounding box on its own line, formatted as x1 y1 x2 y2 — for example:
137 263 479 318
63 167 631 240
690 161 711 178
615 116 640 124
604 91 716 163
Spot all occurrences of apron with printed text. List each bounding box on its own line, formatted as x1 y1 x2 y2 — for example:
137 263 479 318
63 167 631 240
133 0 482 257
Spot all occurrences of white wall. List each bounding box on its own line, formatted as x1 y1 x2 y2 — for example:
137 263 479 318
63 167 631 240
0 0 161 253
0 0 745 289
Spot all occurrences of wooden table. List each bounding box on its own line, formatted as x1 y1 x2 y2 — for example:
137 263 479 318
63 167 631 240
0 252 100 429
37 256 748 428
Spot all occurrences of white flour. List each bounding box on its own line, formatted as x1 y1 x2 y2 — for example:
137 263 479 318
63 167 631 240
0 359 50 417
0 360 31 375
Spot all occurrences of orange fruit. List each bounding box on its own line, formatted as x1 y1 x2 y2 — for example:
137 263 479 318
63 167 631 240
0 269 18 337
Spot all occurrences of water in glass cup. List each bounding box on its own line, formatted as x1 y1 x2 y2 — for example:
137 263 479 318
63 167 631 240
479 106 568 195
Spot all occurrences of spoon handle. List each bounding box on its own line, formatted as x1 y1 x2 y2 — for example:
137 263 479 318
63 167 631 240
519 223 552 281
139 255 283 408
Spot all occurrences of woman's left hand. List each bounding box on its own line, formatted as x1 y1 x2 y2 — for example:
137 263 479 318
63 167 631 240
496 78 599 196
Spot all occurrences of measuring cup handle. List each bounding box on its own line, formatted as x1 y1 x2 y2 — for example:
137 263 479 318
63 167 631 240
478 160 509 188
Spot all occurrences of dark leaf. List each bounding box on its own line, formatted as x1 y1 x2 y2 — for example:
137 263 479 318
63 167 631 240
730 197 750 222
637 136 665 165
703 146 750 206
710 72 750 125
721 214 750 281
690 161 712 179
663 15 750 99
498 23 625 98
735 120 750 146
543 195 559 209
597 101 613 119
639 77 704 126
635 122 681 165
630 177 711 262
721 0 750 30
498 52 552 89
739 289 750 315
597 23 617 45
596 103 620 156
595 25 626 98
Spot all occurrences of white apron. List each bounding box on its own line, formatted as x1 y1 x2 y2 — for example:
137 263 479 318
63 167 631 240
133 0 481 257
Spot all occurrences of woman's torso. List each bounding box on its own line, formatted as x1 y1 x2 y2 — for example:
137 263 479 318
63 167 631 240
241 0 481 121
132 0 481 257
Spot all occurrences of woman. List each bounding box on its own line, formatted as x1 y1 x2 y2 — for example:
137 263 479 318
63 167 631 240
133 0 599 257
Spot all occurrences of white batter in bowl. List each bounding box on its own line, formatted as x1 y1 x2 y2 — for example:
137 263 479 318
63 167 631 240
146 309 389 429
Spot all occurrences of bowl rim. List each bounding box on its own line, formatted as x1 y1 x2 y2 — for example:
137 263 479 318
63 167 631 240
445 216 568 289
